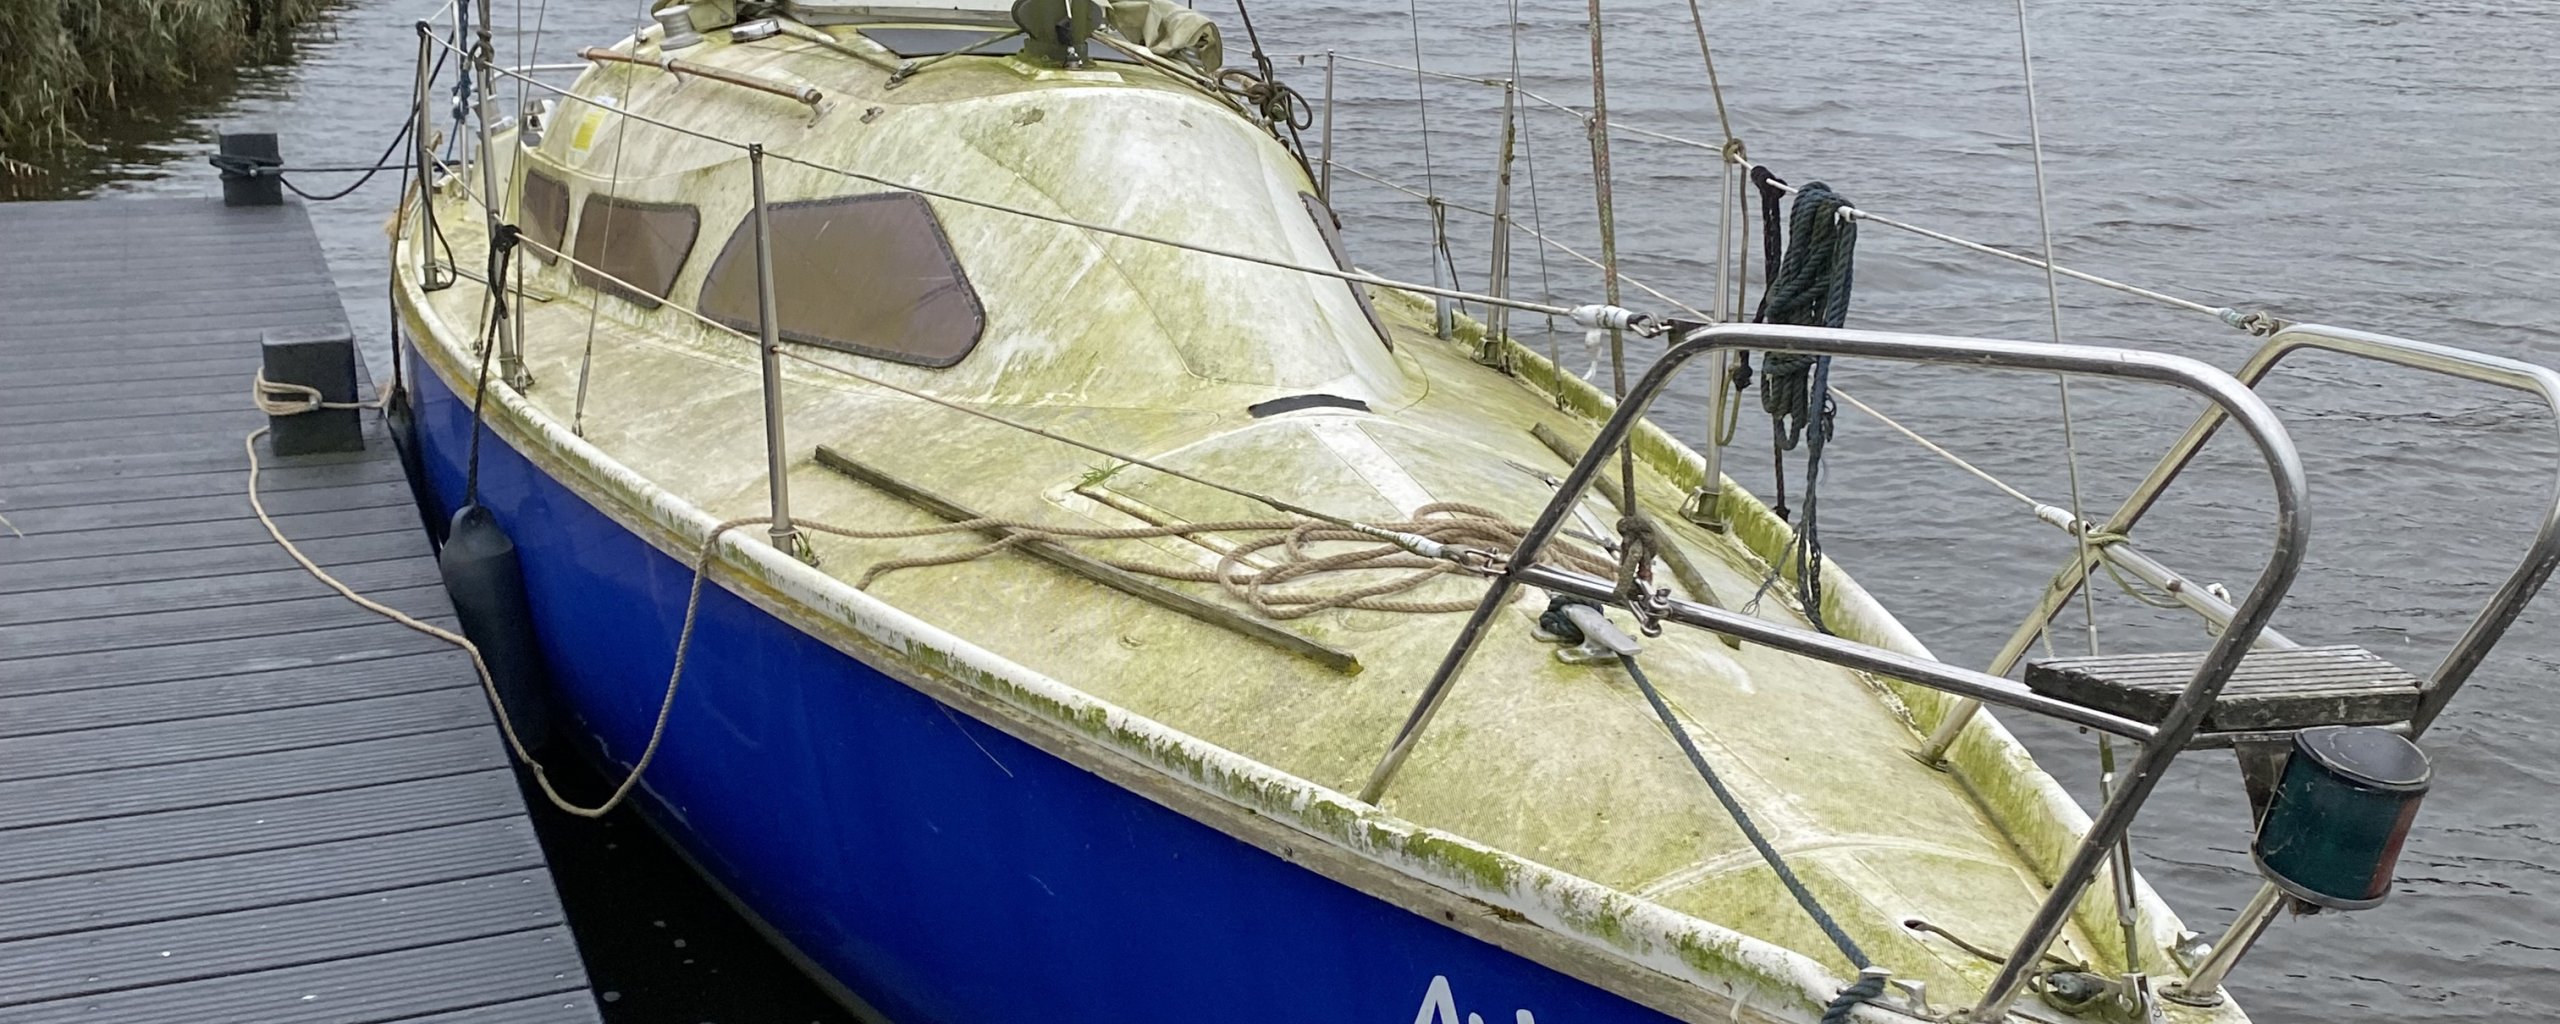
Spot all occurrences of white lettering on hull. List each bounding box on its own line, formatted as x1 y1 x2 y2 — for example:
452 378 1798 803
1414 975 1538 1024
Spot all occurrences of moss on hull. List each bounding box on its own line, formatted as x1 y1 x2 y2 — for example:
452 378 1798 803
0 0 331 152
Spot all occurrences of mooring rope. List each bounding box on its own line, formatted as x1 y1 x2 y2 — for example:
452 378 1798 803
246 377 684 819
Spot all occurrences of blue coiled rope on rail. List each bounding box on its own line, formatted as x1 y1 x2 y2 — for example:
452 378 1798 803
1755 181 1856 634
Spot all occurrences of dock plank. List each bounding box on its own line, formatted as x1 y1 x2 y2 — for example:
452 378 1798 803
0 728 503 831
0 929 593 1024
0 872 567 1006
0 650 466 739
0 685 492 782
0 770 524 884
0 622 455 697
0 198 598 1024
0 818 545 943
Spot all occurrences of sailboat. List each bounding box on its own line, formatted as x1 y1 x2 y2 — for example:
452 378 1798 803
383 0 2559 1020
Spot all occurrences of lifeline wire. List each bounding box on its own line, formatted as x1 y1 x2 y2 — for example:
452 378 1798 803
1299 48 2282 334
425 33 1576 321
434 31 2109 566
487 226 1378 531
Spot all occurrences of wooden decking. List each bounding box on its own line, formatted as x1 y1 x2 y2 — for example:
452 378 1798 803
0 199 602 1023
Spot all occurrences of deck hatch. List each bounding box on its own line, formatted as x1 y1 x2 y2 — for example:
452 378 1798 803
699 192 986 367
571 194 699 309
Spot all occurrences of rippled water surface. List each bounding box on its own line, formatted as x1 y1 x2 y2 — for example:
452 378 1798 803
33 1 2560 1020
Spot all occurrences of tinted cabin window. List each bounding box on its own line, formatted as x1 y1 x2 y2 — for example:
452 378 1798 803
572 195 699 309
1301 193 1391 349
517 170 570 264
699 193 986 368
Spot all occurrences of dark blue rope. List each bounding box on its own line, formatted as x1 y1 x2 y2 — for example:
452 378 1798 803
1616 653 1873 972
1820 970 1888 1023
1751 180 1854 632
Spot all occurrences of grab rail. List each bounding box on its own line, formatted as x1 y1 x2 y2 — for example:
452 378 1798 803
2102 325 2560 1005
1355 321 2311 1020
1922 325 2560 760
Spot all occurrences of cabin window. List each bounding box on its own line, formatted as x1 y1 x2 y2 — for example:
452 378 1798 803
571 194 699 310
1301 193 1392 349
698 193 986 368
517 170 571 264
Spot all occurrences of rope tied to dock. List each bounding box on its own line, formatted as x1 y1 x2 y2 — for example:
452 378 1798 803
251 372 374 416
247 369 682 820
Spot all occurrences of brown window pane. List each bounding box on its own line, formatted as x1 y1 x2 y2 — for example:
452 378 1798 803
572 194 699 310
1301 192 1391 349
517 169 570 264
699 193 985 368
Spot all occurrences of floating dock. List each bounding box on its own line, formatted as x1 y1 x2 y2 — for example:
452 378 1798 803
0 198 603 1023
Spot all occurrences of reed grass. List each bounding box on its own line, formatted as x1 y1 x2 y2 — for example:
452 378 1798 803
0 0 331 152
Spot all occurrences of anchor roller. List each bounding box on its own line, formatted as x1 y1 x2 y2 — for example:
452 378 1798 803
2250 725 2430 910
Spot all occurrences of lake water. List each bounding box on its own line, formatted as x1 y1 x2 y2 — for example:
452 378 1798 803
25 0 2558 1020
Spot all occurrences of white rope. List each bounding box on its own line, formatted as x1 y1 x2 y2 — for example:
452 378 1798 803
246 371 693 819
244 383 700 819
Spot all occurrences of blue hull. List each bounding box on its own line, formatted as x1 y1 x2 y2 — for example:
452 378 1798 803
407 347 1684 1024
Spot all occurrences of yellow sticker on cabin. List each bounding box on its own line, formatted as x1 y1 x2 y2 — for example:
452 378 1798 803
568 103 613 158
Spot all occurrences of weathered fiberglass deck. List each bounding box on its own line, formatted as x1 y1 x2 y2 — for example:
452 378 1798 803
0 198 602 1024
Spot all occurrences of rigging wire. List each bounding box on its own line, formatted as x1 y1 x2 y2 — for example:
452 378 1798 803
572 0 659 436
1580 0 1639 520
2009 0 2103 659
431 31 2121 550
1329 152 2084 536
1680 0 1737 150
1508 0 1562 382
1402 0 1463 312
1293 50 2281 335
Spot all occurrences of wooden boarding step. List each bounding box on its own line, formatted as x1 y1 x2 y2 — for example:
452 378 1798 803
2024 644 2429 734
